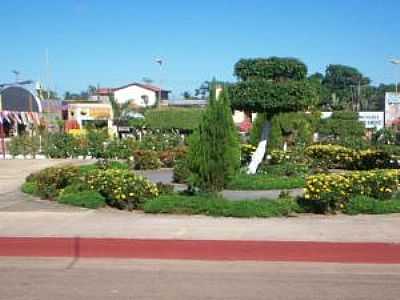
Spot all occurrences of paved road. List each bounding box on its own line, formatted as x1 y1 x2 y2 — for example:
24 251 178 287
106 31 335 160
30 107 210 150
1 258 400 300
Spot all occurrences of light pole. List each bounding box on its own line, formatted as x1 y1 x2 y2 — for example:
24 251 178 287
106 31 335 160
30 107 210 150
155 59 163 108
390 59 400 94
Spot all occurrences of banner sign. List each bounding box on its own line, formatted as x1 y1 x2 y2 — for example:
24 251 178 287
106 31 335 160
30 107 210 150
385 92 400 126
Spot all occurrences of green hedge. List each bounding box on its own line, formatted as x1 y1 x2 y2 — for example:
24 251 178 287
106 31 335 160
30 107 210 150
229 80 317 114
227 173 305 190
143 194 300 218
57 191 106 209
144 108 204 130
305 144 395 170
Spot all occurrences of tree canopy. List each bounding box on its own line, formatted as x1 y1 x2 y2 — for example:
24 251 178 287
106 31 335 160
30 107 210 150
229 57 317 114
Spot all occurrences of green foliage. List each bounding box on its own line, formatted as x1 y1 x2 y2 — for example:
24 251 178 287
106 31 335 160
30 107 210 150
104 138 137 159
57 191 106 209
173 158 192 183
249 113 267 145
268 112 319 150
227 173 305 190
305 144 395 170
344 196 400 215
259 162 309 178
188 87 240 192
7 135 40 158
234 57 307 81
158 147 187 168
155 182 175 195
305 170 400 213
229 79 318 113
139 132 183 151
133 150 162 170
372 128 396 145
43 133 76 158
143 194 300 218
30 165 81 199
21 181 39 195
144 108 204 130
318 112 367 149
85 168 158 210
87 129 108 158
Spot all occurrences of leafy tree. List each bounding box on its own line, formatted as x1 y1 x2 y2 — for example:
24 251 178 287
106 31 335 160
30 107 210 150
229 57 318 114
187 85 240 192
322 64 370 110
318 111 367 149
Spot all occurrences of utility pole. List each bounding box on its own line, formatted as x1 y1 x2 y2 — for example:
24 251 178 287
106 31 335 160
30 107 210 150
156 58 163 108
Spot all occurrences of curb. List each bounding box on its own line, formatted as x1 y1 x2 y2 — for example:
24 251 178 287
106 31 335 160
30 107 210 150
1 237 400 263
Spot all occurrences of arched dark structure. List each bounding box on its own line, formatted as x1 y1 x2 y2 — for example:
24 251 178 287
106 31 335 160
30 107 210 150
0 86 41 112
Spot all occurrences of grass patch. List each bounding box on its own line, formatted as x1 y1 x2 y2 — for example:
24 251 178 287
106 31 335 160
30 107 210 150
57 191 106 209
79 161 129 175
344 196 400 215
227 173 305 190
143 194 300 218
21 181 39 195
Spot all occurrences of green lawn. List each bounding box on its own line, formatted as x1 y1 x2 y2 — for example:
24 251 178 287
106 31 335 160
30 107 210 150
344 196 400 215
143 194 301 218
227 174 305 190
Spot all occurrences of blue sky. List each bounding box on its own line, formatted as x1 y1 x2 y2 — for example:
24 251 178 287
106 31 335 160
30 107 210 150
1 0 399 98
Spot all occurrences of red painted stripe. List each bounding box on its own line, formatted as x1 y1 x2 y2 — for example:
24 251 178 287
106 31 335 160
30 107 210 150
0 237 399 264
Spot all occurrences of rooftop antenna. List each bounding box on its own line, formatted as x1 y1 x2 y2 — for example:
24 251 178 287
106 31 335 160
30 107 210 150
12 70 20 83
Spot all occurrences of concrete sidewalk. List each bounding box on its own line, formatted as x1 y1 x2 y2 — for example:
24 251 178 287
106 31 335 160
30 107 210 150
1 159 400 244
1 209 400 243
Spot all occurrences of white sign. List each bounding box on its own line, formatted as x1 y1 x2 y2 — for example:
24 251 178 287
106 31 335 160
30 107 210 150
358 112 384 130
321 111 384 130
386 92 400 105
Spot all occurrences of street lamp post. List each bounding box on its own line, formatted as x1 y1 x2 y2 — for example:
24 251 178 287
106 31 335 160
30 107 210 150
390 59 400 94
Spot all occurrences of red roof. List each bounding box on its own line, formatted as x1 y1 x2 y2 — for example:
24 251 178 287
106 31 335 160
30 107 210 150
95 88 113 95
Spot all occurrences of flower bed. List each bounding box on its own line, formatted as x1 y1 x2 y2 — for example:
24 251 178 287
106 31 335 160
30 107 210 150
305 169 400 212
305 144 395 170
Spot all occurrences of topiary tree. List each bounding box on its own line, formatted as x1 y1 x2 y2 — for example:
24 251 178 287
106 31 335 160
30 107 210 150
187 85 240 192
229 57 318 114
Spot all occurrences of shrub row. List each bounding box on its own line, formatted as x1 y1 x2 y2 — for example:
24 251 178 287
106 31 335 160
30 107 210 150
305 144 395 170
25 164 159 210
304 169 400 212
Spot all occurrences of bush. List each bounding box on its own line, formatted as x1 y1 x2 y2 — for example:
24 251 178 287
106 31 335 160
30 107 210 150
21 181 39 195
318 112 367 149
85 168 159 210
134 150 162 170
227 173 305 190
259 162 309 177
159 147 187 168
30 165 81 199
44 133 76 158
304 169 400 213
173 159 191 183
156 182 175 195
241 144 257 166
7 135 41 158
305 144 395 170
344 196 400 215
57 191 106 209
140 132 183 151
144 108 204 131
143 194 300 218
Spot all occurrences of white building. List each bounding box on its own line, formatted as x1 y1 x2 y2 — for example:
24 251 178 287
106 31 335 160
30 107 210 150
113 83 170 107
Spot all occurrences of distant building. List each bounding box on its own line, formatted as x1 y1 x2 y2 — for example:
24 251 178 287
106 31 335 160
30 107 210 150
64 100 113 133
113 83 170 107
